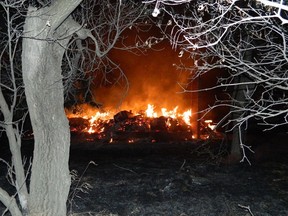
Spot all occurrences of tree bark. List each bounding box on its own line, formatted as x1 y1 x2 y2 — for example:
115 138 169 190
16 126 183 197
21 2 82 215
22 26 71 216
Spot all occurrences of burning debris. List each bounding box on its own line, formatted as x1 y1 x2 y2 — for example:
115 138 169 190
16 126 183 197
67 104 193 143
66 104 222 144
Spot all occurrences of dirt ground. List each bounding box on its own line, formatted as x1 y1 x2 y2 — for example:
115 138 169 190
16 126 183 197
1 135 288 216
67 138 288 216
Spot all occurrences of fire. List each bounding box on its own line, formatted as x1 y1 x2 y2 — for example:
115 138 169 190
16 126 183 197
66 104 192 135
204 120 217 131
66 108 113 134
181 109 192 126
65 103 224 143
145 104 191 126
161 106 178 119
128 139 135 143
145 104 157 118
87 112 111 133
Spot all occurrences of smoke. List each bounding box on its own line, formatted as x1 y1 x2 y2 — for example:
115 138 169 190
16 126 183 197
93 44 192 113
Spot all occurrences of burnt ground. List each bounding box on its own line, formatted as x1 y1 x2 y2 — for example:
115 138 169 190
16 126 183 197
1 133 288 216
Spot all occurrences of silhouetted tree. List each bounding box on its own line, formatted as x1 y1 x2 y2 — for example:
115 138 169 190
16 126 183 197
0 0 152 215
143 0 288 163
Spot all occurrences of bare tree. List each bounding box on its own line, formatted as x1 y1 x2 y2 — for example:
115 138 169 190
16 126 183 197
143 0 288 163
0 2 28 215
0 0 152 215
64 0 156 108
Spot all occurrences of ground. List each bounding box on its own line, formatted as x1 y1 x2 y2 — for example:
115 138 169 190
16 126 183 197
0 134 288 216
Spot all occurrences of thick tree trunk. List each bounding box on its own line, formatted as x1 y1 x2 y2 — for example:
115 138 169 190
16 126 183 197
22 6 76 216
23 47 71 216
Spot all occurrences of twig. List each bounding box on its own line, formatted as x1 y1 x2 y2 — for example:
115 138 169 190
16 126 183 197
113 163 138 174
179 159 186 171
238 204 254 216
68 161 97 214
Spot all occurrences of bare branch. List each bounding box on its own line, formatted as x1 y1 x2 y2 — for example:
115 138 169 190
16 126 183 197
48 0 83 32
144 0 288 161
63 0 154 107
0 187 22 216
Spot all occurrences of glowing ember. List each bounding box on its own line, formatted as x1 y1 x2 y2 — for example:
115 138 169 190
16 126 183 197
128 139 135 143
204 120 217 131
87 127 95 134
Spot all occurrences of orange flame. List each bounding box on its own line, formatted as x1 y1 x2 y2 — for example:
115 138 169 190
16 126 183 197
146 104 157 118
145 104 192 126
66 103 192 134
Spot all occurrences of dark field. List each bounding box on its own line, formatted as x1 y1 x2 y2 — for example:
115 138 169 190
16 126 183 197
1 133 288 216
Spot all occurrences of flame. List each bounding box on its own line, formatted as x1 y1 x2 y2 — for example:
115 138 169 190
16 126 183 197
146 104 158 118
86 112 111 133
66 103 193 134
145 104 191 127
65 104 223 143
181 109 192 126
66 108 112 134
161 106 178 119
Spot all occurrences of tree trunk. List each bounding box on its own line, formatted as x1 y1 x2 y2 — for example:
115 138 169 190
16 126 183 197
230 39 254 162
22 5 76 216
230 85 248 161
